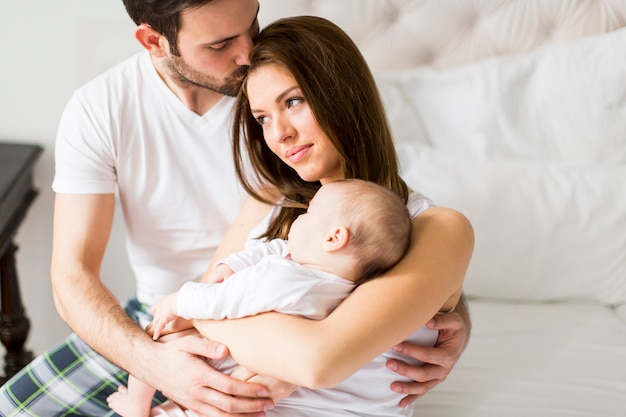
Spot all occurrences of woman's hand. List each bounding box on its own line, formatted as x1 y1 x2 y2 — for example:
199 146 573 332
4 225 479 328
386 303 470 407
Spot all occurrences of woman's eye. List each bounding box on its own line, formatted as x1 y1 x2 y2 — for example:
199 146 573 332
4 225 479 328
287 97 303 108
256 115 270 125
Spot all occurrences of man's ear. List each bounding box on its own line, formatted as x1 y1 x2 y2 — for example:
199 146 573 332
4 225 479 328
323 226 350 252
135 23 168 58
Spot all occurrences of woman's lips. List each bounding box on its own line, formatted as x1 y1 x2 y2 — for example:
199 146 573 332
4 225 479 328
286 145 312 164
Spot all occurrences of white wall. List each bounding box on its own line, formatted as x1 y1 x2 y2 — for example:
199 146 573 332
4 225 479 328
0 1 140 358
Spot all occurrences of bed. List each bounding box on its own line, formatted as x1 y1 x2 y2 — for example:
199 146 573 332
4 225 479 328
259 1 626 416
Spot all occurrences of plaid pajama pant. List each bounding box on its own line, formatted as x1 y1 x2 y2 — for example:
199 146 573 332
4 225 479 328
0 298 166 416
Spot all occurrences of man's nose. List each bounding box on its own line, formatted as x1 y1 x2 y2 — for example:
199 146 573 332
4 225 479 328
234 35 253 66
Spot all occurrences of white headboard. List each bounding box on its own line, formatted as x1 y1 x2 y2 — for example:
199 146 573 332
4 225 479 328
259 0 626 71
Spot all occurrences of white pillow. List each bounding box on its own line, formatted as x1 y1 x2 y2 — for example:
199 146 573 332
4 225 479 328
376 27 626 305
378 27 626 164
398 148 626 305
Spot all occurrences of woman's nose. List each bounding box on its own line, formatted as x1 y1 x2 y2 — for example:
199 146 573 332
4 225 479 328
269 115 295 144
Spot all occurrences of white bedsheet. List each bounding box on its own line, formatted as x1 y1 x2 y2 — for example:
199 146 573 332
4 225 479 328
413 301 626 417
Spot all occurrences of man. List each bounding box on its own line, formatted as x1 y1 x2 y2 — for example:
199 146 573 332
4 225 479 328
0 1 470 416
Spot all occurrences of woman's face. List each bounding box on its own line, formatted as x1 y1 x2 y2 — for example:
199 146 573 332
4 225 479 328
246 64 344 184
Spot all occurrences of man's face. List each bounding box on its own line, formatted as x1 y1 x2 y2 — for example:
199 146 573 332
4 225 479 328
164 0 259 96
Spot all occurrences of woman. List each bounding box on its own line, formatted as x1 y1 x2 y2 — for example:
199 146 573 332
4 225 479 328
192 16 474 415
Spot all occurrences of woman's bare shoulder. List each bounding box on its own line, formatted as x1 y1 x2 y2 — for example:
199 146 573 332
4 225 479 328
416 206 474 238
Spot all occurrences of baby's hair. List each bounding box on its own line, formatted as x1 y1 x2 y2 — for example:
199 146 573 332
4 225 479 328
328 179 412 285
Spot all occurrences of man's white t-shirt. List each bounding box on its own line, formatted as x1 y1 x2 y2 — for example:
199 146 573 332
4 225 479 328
52 51 246 306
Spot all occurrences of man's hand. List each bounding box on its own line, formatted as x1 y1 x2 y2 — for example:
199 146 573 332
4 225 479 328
147 333 274 416
386 306 470 408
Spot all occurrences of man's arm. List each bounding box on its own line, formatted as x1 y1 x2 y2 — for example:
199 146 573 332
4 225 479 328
51 193 274 416
386 295 471 407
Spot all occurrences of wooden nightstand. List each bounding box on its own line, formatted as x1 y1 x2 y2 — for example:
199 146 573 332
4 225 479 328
0 142 42 384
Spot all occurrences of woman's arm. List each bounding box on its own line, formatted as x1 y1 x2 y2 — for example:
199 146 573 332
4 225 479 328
194 206 474 389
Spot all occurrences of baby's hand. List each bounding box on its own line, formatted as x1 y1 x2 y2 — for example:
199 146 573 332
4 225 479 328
151 292 179 340
203 263 235 284
231 366 298 402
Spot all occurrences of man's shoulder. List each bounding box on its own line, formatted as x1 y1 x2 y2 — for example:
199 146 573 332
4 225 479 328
76 51 148 96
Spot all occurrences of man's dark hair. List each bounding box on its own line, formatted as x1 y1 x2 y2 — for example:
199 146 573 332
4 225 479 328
121 0 216 55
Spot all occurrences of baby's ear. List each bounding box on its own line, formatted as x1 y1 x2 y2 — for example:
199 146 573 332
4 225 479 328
323 226 350 252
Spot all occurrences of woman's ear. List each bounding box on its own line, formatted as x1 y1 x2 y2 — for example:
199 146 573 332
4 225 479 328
135 23 168 58
323 226 350 252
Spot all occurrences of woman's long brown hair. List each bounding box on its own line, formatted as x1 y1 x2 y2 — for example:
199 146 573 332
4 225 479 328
233 16 408 240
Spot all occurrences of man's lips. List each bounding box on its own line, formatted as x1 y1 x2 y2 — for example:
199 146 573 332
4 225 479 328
286 145 312 164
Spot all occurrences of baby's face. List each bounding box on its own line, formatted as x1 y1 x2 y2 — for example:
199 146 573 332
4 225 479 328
288 185 342 262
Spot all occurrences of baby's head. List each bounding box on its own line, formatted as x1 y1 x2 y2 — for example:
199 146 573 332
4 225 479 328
288 179 411 284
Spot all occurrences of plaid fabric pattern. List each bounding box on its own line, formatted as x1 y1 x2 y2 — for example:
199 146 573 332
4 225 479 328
0 298 166 416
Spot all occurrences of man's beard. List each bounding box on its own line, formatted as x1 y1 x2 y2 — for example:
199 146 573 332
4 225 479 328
166 55 248 97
